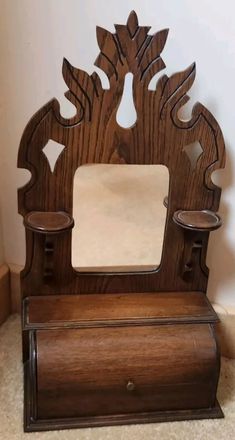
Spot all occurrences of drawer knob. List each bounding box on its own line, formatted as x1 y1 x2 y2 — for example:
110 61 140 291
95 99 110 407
126 380 135 391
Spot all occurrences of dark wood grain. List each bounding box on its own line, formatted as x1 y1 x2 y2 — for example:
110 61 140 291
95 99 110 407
18 10 225 432
24 211 74 234
35 324 218 419
24 397 223 432
18 10 225 297
24 291 218 329
173 210 222 231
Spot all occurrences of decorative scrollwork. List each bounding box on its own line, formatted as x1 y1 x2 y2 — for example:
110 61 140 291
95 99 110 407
62 10 170 116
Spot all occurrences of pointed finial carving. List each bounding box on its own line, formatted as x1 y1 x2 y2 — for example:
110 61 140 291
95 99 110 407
126 10 139 37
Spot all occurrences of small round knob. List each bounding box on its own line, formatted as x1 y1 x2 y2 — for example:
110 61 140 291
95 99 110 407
126 380 135 392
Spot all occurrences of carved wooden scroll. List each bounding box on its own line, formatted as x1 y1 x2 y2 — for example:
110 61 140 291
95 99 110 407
18 11 225 297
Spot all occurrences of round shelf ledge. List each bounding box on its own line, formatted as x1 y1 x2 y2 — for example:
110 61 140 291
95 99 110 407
173 210 222 232
24 211 74 234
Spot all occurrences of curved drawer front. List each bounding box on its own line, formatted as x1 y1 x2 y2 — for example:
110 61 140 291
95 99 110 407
33 324 218 420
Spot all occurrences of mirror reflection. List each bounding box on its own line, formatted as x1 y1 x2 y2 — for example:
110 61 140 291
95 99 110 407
72 164 169 272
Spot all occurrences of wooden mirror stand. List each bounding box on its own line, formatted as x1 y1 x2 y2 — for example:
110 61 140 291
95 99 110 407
18 11 226 432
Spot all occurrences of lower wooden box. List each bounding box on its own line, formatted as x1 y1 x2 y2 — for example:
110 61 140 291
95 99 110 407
23 292 223 431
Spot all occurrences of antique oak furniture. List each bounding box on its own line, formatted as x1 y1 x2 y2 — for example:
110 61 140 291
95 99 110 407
18 11 225 432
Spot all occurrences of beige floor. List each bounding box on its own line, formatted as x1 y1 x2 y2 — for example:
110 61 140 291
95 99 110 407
0 315 235 440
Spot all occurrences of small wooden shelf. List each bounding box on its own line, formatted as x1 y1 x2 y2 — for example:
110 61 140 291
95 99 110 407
173 210 222 232
23 291 218 330
24 211 74 234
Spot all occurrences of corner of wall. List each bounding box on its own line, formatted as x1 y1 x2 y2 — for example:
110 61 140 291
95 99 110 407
0 263 11 325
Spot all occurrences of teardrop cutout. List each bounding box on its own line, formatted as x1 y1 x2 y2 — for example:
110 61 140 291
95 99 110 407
116 73 137 128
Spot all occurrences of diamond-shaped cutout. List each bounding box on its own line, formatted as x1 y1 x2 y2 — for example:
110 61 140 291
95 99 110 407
183 141 203 170
42 140 65 173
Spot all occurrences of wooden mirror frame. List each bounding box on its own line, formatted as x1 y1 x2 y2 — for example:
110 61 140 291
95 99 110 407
18 11 225 297
18 11 226 432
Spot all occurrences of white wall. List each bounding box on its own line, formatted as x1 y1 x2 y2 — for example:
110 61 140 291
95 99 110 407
0 206 4 265
0 112 5 265
0 0 234 306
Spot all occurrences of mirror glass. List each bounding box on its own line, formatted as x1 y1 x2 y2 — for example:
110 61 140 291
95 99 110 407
72 164 169 272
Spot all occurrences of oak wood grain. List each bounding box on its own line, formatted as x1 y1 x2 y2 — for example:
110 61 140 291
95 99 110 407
18 11 225 296
173 210 222 231
18 11 225 431
24 291 218 329
24 211 74 234
36 324 218 419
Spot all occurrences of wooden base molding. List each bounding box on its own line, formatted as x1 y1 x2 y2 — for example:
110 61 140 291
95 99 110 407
24 364 223 433
0 264 11 325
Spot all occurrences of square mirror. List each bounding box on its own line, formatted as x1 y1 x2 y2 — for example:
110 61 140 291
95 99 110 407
72 164 169 272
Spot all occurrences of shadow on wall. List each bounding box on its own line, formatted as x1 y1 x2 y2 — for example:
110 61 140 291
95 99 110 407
207 141 235 305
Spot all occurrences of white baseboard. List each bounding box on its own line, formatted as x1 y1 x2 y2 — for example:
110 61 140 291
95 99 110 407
6 264 235 359
0 263 11 324
213 303 235 359
8 263 21 314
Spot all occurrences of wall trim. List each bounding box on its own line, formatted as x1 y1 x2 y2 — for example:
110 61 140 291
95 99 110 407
6 264 235 359
8 263 21 314
0 263 11 325
213 303 235 359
